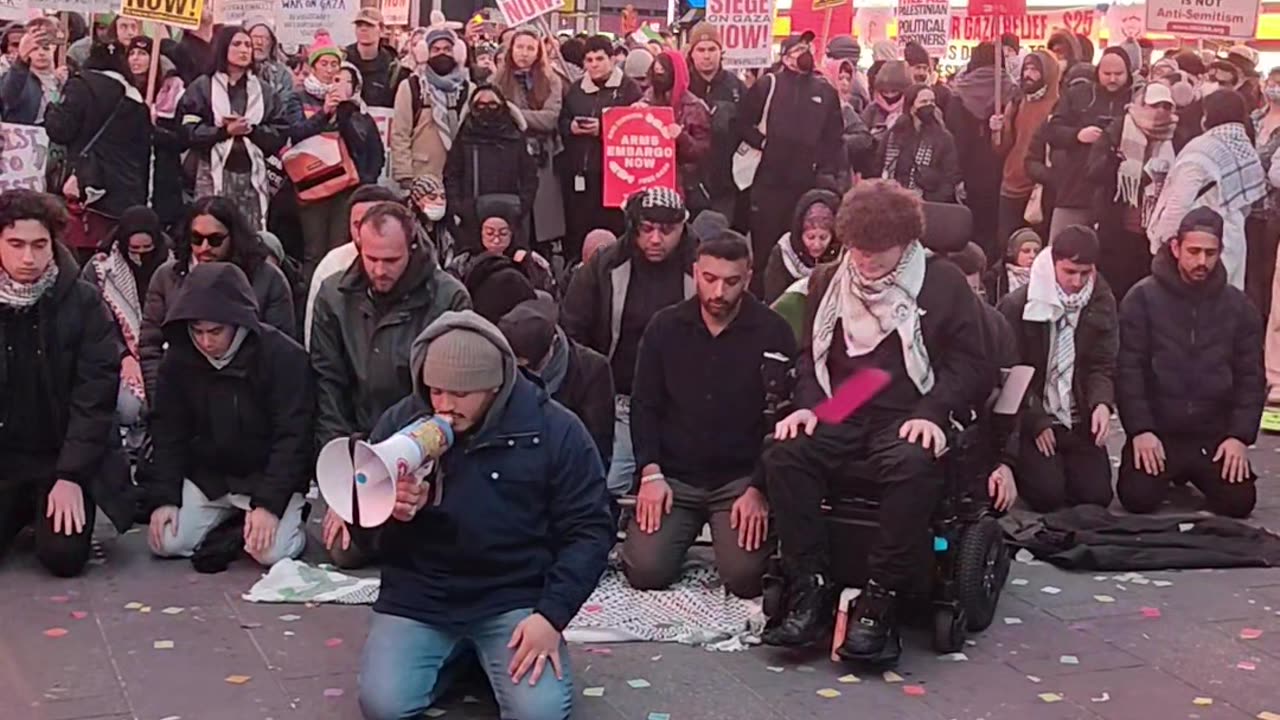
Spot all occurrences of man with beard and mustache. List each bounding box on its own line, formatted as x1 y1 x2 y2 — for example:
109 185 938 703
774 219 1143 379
738 32 846 293
902 41 951 117
1117 208 1263 519
624 231 796 597
992 49 1061 256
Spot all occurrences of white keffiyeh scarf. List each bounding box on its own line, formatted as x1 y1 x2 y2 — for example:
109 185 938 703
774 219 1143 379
92 246 144 400
210 72 269 226
1023 250 1094 427
0 262 57 309
812 241 933 397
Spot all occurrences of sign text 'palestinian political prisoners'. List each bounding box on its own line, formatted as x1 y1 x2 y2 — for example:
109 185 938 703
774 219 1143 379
706 0 774 69
119 0 203 29
0 124 49 193
897 0 951 56
602 107 677 208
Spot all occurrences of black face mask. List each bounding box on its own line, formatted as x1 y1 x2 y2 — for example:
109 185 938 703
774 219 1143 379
427 54 457 76
914 106 935 123
472 65 493 84
473 104 504 125
651 72 674 93
796 50 815 73
880 91 902 104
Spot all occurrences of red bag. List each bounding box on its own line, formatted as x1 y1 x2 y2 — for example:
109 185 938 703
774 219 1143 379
282 132 359 203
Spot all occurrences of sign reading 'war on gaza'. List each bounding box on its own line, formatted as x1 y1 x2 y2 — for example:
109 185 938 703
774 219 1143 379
120 0 204 29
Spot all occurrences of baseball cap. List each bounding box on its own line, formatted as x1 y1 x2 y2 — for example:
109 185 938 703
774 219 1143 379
1144 82 1174 107
355 8 383 26
780 30 815 56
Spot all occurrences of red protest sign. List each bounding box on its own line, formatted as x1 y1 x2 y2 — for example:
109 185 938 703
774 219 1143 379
968 0 1026 17
496 0 560 27
602 106 678 209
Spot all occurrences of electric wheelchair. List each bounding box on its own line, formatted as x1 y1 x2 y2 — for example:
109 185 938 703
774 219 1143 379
760 202 1017 656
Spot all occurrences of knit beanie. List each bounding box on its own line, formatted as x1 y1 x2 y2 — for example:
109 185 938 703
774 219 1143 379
498 297 559 366
624 48 654 79
875 61 909 95
409 174 445 206
425 26 456 50
903 41 930 67
872 40 899 63
1007 227 1043 259
464 254 538 323
308 33 343 66
686 21 720 50
627 187 687 226
825 35 860 61
257 231 286 264
420 328 505 393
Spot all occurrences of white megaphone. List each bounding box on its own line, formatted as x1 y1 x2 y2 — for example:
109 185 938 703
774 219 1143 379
316 416 454 527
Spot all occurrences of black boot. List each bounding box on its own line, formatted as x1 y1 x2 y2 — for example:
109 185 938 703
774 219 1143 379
836 580 902 666
762 572 835 648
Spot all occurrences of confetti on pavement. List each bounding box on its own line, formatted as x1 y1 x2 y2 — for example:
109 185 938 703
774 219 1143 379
1026 675 1042 683
1178 522 1195 532
627 679 651 689
1092 692 1111 703
139 606 152 613
49 595 70 604
1038 693 1064 703
124 602 143 610
1193 697 1214 706
816 688 841 699
1094 595 1115 603
153 640 174 650
838 674 860 684
323 688 344 698
325 637 344 648
765 666 784 673
1041 586 1062 595
1258 712 1280 720
1059 655 1079 665
938 652 968 661
224 676 251 685
1003 617 1023 625
1240 628 1264 640
582 687 605 697
1010 578 1029 586
70 611 88 620
903 685 927 697
1141 607 1162 618
796 665 816 673
43 628 68 638
278 614 301 622
883 671 904 683
1237 661 1257 671
1152 580 1173 587
584 647 612 655
650 655 662 661
424 710 447 718
161 607 184 615
647 714 670 720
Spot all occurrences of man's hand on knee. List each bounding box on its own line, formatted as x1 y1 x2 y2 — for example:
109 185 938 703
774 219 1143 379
774 409 818 441
149 505 179 553
506 613 563 686
1214 438 1250 484
322 507 350 551
987 463 1017 511
244 507 280 556
899 418 946 456
46 479 86 537
635 465 673 534
1132 432 1165 476
730 487 769 552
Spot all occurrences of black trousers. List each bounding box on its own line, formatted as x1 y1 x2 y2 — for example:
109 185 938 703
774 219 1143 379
1016 423 1114 513
562 172 624 265
0 479 96 578
764 417 942 592
1116 435 1257 519
996 194 1031 264
749 182 805 295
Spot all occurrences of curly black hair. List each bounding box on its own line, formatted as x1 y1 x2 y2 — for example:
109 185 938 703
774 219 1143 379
0 190 68 239
173 195 266 277
835 180 924 252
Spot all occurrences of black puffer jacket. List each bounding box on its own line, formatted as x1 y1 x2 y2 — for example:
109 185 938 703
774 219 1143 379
444 94 539 236
998 277 1119 437
148 263 313 519
0 244 133 531
44 70 152 219
1118 248 1264 443
1038 47 1133 211
687 67 747 200
176 72 290 173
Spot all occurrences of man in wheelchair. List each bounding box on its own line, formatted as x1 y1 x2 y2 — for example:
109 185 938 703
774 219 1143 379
760 182 996 666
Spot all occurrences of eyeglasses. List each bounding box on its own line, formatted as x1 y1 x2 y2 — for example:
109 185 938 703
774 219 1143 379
190 231 228 248
639 221 679 236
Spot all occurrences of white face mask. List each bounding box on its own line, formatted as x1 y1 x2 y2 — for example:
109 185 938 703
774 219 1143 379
423 204 447 221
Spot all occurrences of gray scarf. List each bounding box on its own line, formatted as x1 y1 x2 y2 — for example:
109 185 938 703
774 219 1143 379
191 326 249 370
541 328 571 395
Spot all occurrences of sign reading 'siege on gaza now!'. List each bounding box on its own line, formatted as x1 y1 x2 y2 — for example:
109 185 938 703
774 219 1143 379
496 0 560 26
1145 0 1260 39
706 0 774 69
120 0 203 29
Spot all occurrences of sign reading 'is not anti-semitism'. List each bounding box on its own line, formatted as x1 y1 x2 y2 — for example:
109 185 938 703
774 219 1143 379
120 0 204 29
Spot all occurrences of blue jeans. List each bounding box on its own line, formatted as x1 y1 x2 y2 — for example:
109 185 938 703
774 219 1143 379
358 608 574 720
606 395 635 496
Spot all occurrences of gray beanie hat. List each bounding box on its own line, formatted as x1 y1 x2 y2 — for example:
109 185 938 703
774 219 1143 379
420 328 505 392
624 48 654 79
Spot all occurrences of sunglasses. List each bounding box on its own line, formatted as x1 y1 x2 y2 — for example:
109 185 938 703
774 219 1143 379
190 230 228 248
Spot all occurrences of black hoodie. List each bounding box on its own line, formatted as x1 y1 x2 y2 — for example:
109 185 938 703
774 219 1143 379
149 263 313 518
1118 247 1264 443
762 188 840 303
1043 46 1134 210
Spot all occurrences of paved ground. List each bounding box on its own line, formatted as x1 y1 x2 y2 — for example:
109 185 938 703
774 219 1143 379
5 437 1280 720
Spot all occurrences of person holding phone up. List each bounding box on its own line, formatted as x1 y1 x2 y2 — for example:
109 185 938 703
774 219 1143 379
1039 45 1134 242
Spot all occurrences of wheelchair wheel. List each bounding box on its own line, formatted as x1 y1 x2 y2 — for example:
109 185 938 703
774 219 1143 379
932 606 967 654
957 516 1007 632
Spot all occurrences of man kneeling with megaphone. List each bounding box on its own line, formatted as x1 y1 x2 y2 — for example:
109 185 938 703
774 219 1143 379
353 310 613 720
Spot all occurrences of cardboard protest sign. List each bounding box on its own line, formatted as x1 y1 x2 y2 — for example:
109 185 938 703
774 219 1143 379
496 0 559 26
0 123 49 192
381 0 409 26
854 5 893 46
897 0 950 55
968 0 1026 16
28 0 114 13
1146 0 1258 39
0 0 29 20
365 106 396 185
214 0 273 25
120 0 204 30
706 0 774 69
1106 2 1146 42
601 106 678 209
278 0 356 49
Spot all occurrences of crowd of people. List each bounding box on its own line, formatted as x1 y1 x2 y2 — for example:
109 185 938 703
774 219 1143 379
0 7 1275 719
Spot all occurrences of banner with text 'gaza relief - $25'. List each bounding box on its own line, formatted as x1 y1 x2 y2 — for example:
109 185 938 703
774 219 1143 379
942 6 1097 68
